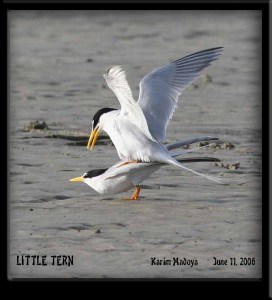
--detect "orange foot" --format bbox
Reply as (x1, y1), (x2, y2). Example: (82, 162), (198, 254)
(122, 186), (141, 200)
(117, 160), (138, 168)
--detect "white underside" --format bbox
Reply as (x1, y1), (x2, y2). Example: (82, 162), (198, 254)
(85, 162), (160, 195)
(102, 111), (170, 162)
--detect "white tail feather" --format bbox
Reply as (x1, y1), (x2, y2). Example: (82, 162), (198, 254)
(167, 157), (225, 185)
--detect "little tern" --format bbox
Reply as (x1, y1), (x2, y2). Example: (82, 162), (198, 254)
(86, 47), (223, 176)
(72, 136), (224, 200)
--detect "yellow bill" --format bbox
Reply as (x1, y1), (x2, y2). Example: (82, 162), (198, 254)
(87, 127), (100, 150)
(69, 176), (84, 182)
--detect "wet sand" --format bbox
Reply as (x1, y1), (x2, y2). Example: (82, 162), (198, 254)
(9, 10), (262, 278)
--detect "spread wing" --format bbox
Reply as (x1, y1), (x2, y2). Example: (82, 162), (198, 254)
(103, 66), (156, 142)
(138, 47), (224, 142)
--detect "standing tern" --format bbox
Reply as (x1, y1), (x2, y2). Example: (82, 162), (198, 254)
(86, 47), (223, 180)
(71, 136), (223, 200)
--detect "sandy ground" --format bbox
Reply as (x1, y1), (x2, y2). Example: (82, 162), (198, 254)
(9, 10), (262, 278)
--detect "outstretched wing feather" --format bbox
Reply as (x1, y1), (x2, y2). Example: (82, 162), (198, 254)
(138, 47), (223, 142)
(103, 65), (157, 142)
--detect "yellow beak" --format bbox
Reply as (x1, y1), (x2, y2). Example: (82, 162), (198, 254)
(86, 127), (100, 151)
(69, 176), (84, 182)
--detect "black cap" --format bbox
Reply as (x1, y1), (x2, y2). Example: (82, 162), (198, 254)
(83, 169), (108, 179)
(92, 107), (117, 130)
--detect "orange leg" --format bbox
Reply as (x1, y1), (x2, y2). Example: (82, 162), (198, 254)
(117, 160), (138, 168)
(130, 185), (141, 200)
(122, 186), (141, 201)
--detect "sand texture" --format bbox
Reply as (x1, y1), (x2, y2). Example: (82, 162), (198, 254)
(9, 10), (262, 278)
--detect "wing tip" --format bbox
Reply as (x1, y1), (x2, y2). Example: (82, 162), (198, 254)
(173, 46), (224, 65)
(105, 65), (123, 76)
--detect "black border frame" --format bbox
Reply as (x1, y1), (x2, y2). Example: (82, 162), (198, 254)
(2, 1), (269, 299)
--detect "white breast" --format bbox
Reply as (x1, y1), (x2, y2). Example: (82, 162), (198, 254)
(102, 112), (164, 162)
(84, 173), (133, 195)
(84, 163), (161, 195)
